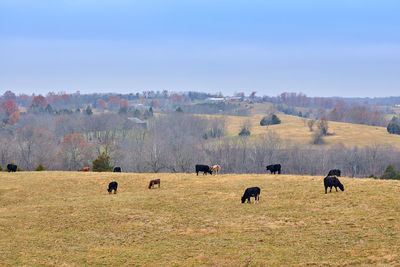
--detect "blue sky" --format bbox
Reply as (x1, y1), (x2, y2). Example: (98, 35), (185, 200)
(1, 0), (400, 97)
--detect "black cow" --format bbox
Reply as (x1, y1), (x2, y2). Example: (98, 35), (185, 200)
(324, 176), (344, 194)
(195, 164), (213, 176)
(327, 169), (341, 177)
(113, 167), (121, 172)
(241, 187), (261, 203)
(266, 164), (281, 174)
(107, 181), (118, 194)
(7, 164), (17, 172)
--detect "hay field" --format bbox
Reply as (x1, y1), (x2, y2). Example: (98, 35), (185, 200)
(209, 113), (400, 148)
(1, 172), (400, 266)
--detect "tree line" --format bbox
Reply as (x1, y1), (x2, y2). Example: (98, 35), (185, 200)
(0, 110), (399, 178)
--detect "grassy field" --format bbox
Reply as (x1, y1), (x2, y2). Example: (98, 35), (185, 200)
(1, 172), (400, 266)
(206, 113), (400, 148)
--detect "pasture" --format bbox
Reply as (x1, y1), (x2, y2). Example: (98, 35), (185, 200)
(207, 113), (400, 148)
(1, 172), (400, 266)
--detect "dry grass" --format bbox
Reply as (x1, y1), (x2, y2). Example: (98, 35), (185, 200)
(208, 113), (400, 148)
(1, 171), (400, 266)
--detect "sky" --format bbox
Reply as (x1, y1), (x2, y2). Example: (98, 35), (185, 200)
(1, 0), (400, 97)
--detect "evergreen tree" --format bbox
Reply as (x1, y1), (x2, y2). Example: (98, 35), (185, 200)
(35, 163), (46, 171)
(85, 105), (93, 115)
(381, 164), (400, 180)
(92, 152), (113, 172)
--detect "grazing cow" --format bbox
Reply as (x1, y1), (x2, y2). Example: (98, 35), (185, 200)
(148, 179), (161, 189)
(241, 187), (261, 203)
(327, 169), (341, 177)
(211, 164), (221, 175)
(7, 164), (17, 172)
(324, 176), (344, 194)
(266, 164), (281, 174)
(78, 167), (90, 172)
(195, 164), (213, 176)
(113, 167), (121, 172)
(107, 181), (118, 194)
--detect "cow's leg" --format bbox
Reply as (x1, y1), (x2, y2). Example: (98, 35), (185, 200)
(158, 182), (160, 188)
(196, 171), (199, 176)
(330, 186), (332, 192)
(335, 186), (338, 192)
(114, 189), (117, 194)
(325, 186), (328, 194)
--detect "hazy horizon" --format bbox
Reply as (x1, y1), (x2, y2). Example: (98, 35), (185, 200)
(1, 0), (400, 97)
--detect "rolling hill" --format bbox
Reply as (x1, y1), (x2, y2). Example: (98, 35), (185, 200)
(207, 113), (400, 148)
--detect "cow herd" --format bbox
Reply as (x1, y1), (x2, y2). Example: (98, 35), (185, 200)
(5, 162), (344, 201)
(5, 161), (345, 201)
(105, 164), (344, 203)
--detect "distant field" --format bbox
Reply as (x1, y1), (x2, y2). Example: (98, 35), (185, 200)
(206, 113), (400, 148)
(1, 172), (400, 266)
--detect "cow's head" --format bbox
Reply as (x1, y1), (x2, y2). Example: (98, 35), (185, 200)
(241, 195), (246, 203)
(338, 183), (344, 191)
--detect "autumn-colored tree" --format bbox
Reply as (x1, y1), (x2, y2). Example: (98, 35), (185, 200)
(97, 99), (107, 110)
(31, 95), (47, 108)
(48, 94), (71, 108)
(171, 94), (184, 104)
(2, 99), (19, 116)
(151, 99), (160, 109)
(30, 95), (47, 113)
(118, 99), (129, 114)
(120, 99), (129, 109)
(108, 95), (121, 110)
(8, 111), (21, 124)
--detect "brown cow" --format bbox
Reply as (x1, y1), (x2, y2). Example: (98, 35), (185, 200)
(78, 166), (90, 172)
(211, 164), (221, 175)
(148, 179), (161, 189)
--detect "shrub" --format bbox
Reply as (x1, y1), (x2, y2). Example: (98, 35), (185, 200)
(366, 174), (378, 179)
(387, 116), (400, 135)
(92, 152), (113, 172)
(260, 114), (281, 126)
(307, 119), (315, 131)
(317, 116), (329, 136)
(0, 165), (2, 171)
(238, 127), (251, 136)
(380, 165), (400, 180)
(35, 163), (46, 171)
(85, 105), (93, 115)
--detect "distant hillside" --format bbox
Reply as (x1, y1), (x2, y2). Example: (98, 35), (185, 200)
(207, 113), (400, 148)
